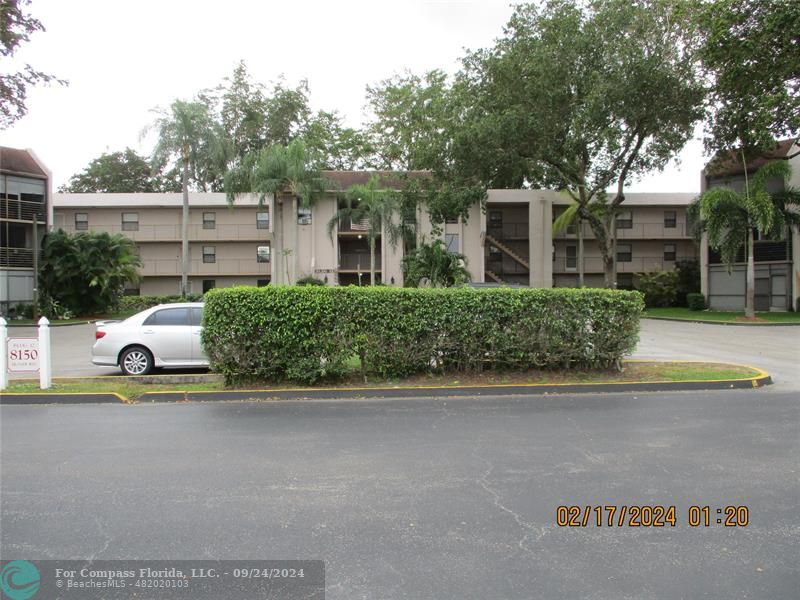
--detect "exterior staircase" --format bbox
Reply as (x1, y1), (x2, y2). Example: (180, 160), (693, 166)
(485, 270), (506, 284)
(485, 234), (530, 270)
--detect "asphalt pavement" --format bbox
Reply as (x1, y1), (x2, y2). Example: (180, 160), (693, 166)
(2, 389), (798, 599)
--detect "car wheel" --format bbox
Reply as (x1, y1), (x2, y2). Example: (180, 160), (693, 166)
(120, 346), (153, 376)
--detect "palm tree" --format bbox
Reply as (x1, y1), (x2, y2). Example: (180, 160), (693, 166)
(226, 139), (328, 284)
(402, 238), (471, 287)
(145, 99), (227, 296)
(696, 160), (795, 318)
(327, 175), (402, 285)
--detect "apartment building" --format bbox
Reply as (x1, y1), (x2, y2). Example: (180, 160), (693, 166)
(552, 193), (698, 289)
(53, 193), (272, 295)
(700, 139), (800, 311)
(1, 147), (51, 314)
(54, 177), (695, 293)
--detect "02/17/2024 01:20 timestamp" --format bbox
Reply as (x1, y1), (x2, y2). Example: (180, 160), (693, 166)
(555, 505), (749, 528)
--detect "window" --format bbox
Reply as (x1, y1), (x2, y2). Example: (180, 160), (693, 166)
(615, 211), (633, 230)
(203, 212), (216, 229)
(664, 243), (676, 262)
(191, 307), (203, 326)
(256, 211), (270, 230)
(617, 243), (632, 263)
(664, 210), (677, 228)
(122, 212), (139, 231)
(203, 246), (216, 263)
(566, 222), (576, 235)
(489, 211), (503, 227)
(445, 215), (458, 224)
(617, 273), (634, 290)
(74, 213), (88, 230)
(202, 279), (216, 293)
(298, 206), (312, 225)
(445, 233), (459, 253)
(143, 308), (191, 326)
(566, 245), (577, 270)
(257, 245), (271, 263)
(257, 278), (270, 287)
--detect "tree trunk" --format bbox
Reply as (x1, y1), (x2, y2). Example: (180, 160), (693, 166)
(577, 217), (584, 288)
(745, 227), (755, 318)
(369, 237), (376, 286)
(181, 156), (190, 297)
(271, 193), (283, 285)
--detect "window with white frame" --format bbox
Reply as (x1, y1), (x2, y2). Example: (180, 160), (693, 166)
(445, 233), (459, 253)
(256, 211), (270, 230)
(615, 211), (633, 230)
(664, 243), (676, 262)
(75, 213), (88, 230)
(202, 246), (216, 263)
(297, 206), (312, 225)
(203, 212), (216, 229)
(664, 210), (677, 228)
(121, 212), (139, 231)
(257, 244), (271, 263)
(617, 243), (632, 262)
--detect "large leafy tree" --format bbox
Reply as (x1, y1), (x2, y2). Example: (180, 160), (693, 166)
(225, 139), (330, 284)
(145, 99), (228, 296)
(694, 161), (799, 317)
(402, 239), (471, 288)
(58, 148), (173, 193)
(0, 0), (64, 129)
(695, 0), (800, 156)
(327, 175), (401, 285)
(457, 0), (705, 286)
(39, 230), (141, 316)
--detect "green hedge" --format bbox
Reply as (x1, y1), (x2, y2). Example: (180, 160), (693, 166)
(119, 294), (203, 313)
(202, 286), (644, 384)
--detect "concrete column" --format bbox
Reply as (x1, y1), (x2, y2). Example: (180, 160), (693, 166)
(0, 317), (7, 390)
(529, 196), (553, 288)
(38, 316), (51, 389)
(700, 231), (709, 298)
(792, 225), (800, 311)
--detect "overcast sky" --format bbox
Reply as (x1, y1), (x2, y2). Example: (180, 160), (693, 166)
(4, 0), (707, 192)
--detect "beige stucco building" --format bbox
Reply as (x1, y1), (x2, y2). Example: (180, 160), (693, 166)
(52, 174), (698, 296)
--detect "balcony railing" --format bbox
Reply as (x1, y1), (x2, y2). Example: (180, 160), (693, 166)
(63, 223), (270, 241)
(337, 219), (372, 233)
(139, 259), (271, 277)
(487, 222), (529, 240)
(554, 221), (691, 239)
(553, 255), (696, 273)
(338, 253), (380, 270)
(0, 247), (36, 269)
(1, 198), (46, 222)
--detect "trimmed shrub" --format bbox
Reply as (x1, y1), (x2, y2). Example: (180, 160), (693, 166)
(202, 286), (644, 384)
(119, 294), (203, 313)
(636, 271), (679, 308)
(296, 276), (325, 286)
(687, 293), (706, 311)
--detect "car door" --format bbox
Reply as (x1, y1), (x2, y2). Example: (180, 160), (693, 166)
(141, 307), (192, 365)
(190, 307), (208, 365)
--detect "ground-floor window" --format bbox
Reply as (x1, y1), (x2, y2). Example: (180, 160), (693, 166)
(202, 279), (216, 293)
(257, 278), (270, 287)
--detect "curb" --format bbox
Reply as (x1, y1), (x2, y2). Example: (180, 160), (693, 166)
(0, 392), (128, 405)
(1, 365), (772, 406)
(643, 316), (800, 326)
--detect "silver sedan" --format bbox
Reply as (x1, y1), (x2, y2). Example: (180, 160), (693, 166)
(92, 303), (208, 375)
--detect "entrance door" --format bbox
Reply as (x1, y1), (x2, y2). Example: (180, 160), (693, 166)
(754, 278), (770, 311)
(771, 274), (787, 310)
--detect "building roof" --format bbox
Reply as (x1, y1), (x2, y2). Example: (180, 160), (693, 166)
(704, 138), (798, 178)
(322, 170), (432, 190)
(0, 146), (48, 179)
(52, 192), (264, 208)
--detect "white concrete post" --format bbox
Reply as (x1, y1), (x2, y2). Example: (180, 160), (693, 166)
(38, 316), (51, 389)
(0, 317), (7, 391)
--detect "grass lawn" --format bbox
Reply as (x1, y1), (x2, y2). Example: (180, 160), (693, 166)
(644, 307), (800, 324)
(4, 361), (763, 402)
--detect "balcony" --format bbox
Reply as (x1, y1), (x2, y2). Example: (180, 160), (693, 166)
(64, 223), (269, 242)
(337, 219), (372, 235)
(139, 258), (271, 277)
(1, 198), (45, 223)
(0, 247), (37, 269)
(553, 255), (696, 274)
(487, 222), (529, 240)
(554, 221), (691, 240)
(338, 253), (380, 271)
